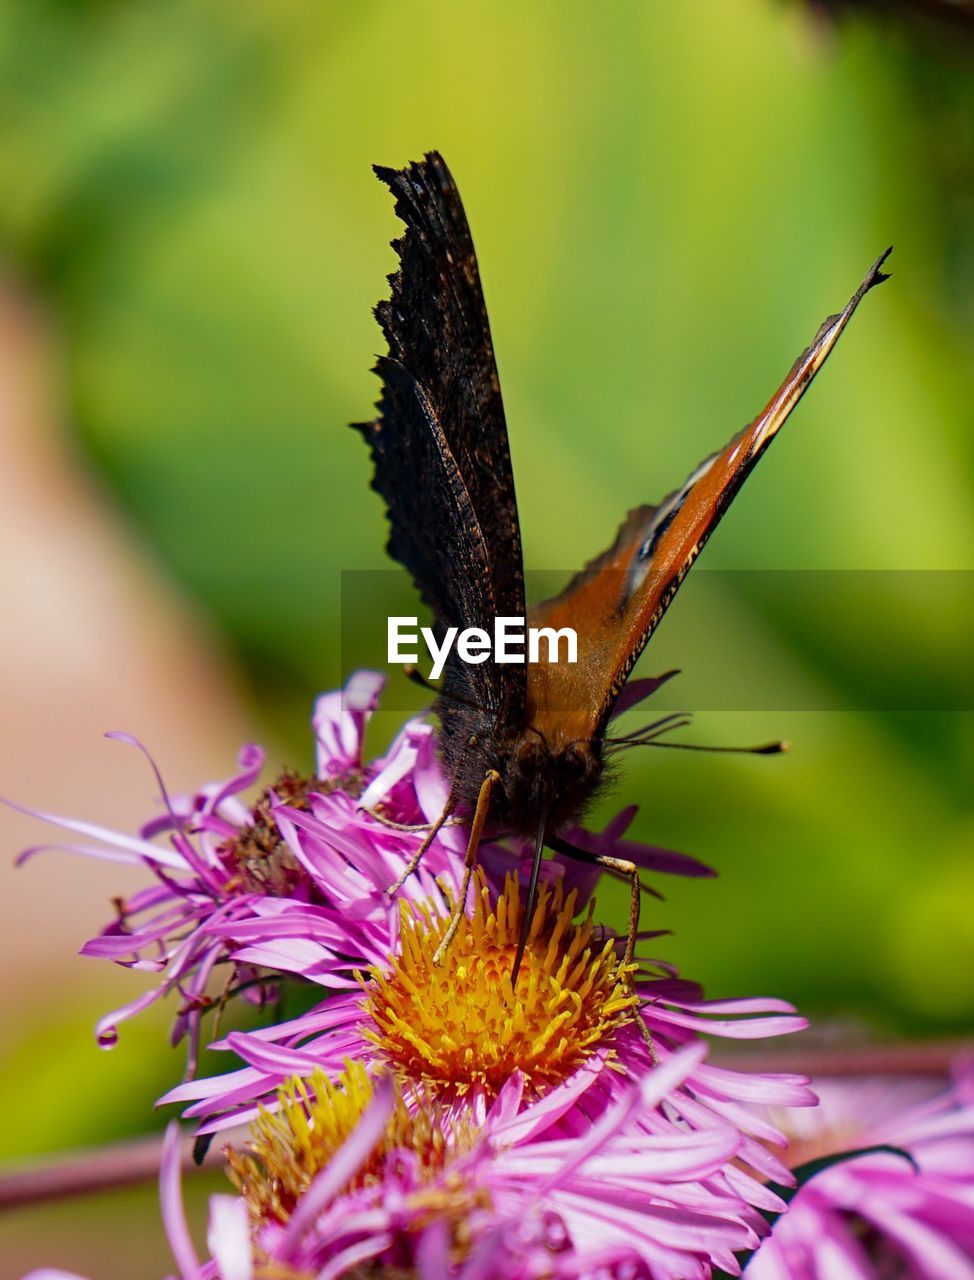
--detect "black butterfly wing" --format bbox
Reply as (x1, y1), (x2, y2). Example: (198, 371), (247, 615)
(354, 152), (526, 723)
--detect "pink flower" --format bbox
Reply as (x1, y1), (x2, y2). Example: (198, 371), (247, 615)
(748, 1073), (974, 1279)
(8, 673), (709, 1080)
(13, 672), (816, 1280)
(222, 1047), (776, 1280)
(162, 869), (815, 1261)
(22, 1049), (778, 1280)
(8, 672), (464, 1074)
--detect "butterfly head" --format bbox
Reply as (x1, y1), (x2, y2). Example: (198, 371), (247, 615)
(497, 726), (603, 836)
(438, 692), (606, 837)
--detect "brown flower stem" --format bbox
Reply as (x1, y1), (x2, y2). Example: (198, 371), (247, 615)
(715, 1037), (974, 1079)
(0, 1126), (243, 1214)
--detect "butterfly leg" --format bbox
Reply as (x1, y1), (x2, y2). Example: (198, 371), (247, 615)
(591, 854), (641, 969)
(432, 768), (500, 966)
(547, 841), (657, 1062)
(594, 854), (658, 1062)
(386, 783), (457, 896)
(369, 808), (461, 833)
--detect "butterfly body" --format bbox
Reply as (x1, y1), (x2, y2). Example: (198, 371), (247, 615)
(354, 151), (888, 965)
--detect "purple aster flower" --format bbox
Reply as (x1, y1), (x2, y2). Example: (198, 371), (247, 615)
(223, 1044), (777, 1279)
(21, 1049), (774, 1280)
(7, 672), (470, 1074)
(7, 672), (708, 1080)
(163, 868), (814, 1252)
(747, 1073), (974, 1279)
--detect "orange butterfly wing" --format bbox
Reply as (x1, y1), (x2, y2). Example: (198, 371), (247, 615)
(526, 249), (891, 744)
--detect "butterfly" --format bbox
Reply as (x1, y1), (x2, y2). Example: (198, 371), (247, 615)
(354, 151), (889, 983)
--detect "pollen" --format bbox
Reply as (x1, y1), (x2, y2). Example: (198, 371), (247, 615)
(365, 872), (637, 1100)
(226, 1060), (476, 1227)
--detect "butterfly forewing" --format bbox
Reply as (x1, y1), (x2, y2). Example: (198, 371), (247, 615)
(527, 248), (892, 741)
(354, 151), (526, 730)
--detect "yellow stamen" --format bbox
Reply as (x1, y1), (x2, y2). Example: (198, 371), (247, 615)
(227, 1063), (486, 1278)
(226, 1061), (473, 1225)
(365, 872), (637, 1100)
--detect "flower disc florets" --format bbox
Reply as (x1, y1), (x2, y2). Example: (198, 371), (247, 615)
(228, 1063), (487, 1278)
(223, 766), (364, 898)
(227, 1060), (480, 1226)
(365, 872), (637, 1100)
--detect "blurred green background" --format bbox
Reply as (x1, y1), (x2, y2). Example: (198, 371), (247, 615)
(1, 1), (973, 1274)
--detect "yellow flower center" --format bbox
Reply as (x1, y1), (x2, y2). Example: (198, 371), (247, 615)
(365, 872), (637, 1100)
(227, 1060), (473, 1225)
(227, 1062), (485, 1277)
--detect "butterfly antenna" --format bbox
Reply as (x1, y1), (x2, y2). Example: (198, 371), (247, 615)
(624, 738), (790, 755)
(511, 804), (548, 993)
(605, 715), (788, 755)
(604, 715), (693, 748)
